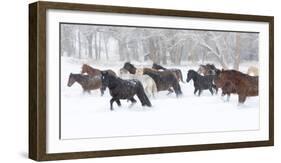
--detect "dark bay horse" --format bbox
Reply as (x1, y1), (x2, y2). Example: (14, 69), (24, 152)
(67, 73), (105, 95)
(152, 63), (184, 83)
(101, 71), (152, 111)
(214, 69), (258, 104)
(123, 62), (182, 97)
(81, 64), (116, 76)
(186, 70), (218, 96)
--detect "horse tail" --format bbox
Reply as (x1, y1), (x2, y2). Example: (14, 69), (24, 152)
(178, 70), (184, 83)
(151, 79), (158, 97)
(136, 81), (152, 107)
(173, 78), (183, 97)
(152, 79), (158, 95)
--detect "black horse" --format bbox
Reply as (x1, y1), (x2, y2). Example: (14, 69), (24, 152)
(152, 63), (184, 83)
(186, 70), (218, 96)
(101, 71), (152, 111)
(67, 73), (105, 95)
(123, 62), (182, 97)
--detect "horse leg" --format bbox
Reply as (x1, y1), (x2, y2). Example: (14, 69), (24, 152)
(167, 88), (174, 95)
(194, 88), (198, 95)
(116, 99), (121, 107)
(110, 98), (116, 111)
(198, 89), (202, 96)
(213, 84), (218, 94)
(209, 87), (214, 95)
(173, 82), (182, 97)
(129, 97), (137, 108)
(238, 94), (247, 104)
(226, 93), (230, 102)
(100, 88), (104, 96)
(100, 85), (106, 96)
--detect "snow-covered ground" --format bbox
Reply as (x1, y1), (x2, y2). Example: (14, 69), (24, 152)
(60, 57), (259, 139)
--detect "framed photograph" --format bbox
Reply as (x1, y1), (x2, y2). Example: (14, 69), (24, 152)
(29, 1), (274, 161)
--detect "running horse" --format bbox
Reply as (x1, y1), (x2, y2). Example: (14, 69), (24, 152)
(214, 69), (258, 104)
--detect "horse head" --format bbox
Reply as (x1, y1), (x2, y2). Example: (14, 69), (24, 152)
(67, 73), (75, 87)
(81, 64), (88, 74)
(186, 70), (197, 83)
(123, 62), (136, 74)
(101, 71), (110, 87)
(152, 63), (166, 71)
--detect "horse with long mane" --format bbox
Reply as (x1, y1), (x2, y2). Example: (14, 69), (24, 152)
(81, 64), (116, 76)
(101, 71), (152, 111)
(123, 62), (182, 97)
(214, 69), (258, 104)
(119, 68), (157, 98)
(67, 73), (105, 95)
(197, 63), (218, 76)
(186, 70), (218, 96)
(152, 63), (184, 83)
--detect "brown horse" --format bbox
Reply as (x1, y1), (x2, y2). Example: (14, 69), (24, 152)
(152, 63), (184, 83)
(81, 64), (116, 77)
(67, 73), (105, 95)
(214, 69), (258, 104)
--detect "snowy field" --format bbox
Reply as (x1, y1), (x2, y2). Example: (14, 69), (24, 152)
(60, 57), (259, 139)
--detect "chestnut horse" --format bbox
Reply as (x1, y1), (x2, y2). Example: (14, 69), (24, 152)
(81, 64), (116, 77)
(214, 70), (258, 104)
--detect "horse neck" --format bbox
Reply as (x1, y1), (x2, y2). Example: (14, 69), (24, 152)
(87, 66), (100, 75)
(130, 67), (136, 74)
(191, 72), (199, 82)
(159, 66), (167, 70)
(73, 75), (87, 85)
(107, 75), (120, 89)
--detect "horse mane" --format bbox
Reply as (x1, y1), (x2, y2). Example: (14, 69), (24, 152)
(123, 62), (137, 74)
(152, 63), (167, 70)
(189, 69), (201, 78)
(221, 69), (258, 82)
(82, 64), (97, 70)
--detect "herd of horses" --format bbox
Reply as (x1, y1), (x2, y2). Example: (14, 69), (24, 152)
(67, 62), (259, 110)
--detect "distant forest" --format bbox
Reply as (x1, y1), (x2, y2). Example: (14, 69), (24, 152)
(60, 23), (259, 69)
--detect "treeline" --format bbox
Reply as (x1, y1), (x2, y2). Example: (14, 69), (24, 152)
(61, 24), (258, 69)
